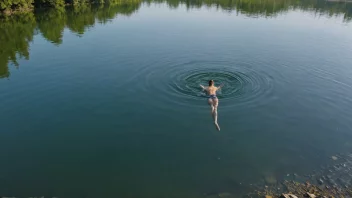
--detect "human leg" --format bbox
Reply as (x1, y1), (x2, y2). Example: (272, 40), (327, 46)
(213, 98), (220, 131)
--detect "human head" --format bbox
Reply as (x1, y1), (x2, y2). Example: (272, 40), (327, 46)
(209, 80), (214, 86)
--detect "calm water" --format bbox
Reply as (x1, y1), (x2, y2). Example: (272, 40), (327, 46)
(1, 0), (352, 197)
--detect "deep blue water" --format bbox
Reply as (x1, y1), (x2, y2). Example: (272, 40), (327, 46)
(1, 1), (352, 197)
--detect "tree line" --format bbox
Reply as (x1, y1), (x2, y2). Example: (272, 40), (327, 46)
(1, 0), (352, 78)
(146, 0), (352, 19)
(0, 2), (141, 78)
(2, 0), (352, 17)
(0, 0), (139, 14)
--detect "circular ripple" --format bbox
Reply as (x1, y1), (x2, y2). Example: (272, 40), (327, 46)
(135, 60), (274, 109)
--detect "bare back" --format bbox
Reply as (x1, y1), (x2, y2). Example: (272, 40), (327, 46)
(205, 86), (219, 95)
(206, 85), (220, 131)
(200, 82), (221, 131)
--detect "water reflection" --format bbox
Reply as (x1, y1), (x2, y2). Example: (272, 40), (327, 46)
(0, 1), (141, 78)
(153, 0), (352, 19)
(0, 0), (351, 78)
(0, 13), (36, 78)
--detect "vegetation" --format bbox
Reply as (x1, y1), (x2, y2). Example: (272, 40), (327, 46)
(0, 0), (140, 14)
(147, 0), (352, 19)
(0, 1), (140, 78)
(0, 0), (29, 14)
(1, 0), (351, 18)
(0, 12), (36, 78)
(0, 0), (351, 78)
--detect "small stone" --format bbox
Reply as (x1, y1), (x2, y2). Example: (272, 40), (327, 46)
(317, 178), (324, 185)
(280, 194), (298, 198)
(305, 192), (316, 198)
(332, 156), (338, 160)
(287, 174), (290, 176)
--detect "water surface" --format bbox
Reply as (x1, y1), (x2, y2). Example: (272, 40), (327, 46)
(1, 0), (352, 197)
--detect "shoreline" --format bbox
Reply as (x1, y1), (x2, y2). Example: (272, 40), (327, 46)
(251, 180), (352, 198)
(1, 0), (352, 17)
(0, 1), (138, 17)
(245, 153), (352, 198)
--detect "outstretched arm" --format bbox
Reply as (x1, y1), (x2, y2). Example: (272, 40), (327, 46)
(217, 84), (224, 90)
(200, 84), (206, 90)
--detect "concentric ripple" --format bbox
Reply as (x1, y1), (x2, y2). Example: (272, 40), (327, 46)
(134, 60), (274, 109)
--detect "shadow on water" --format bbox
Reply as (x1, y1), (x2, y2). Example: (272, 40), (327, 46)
(0, 0), (352, 79)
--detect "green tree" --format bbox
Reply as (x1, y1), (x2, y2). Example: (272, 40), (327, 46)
(0, 0), (33, 13)
(34, 0), (65, 8)
(65, 5), (96, 35)
(0, 13), (36, 78)
(2, 0), (351, 79)
(36, 8), (66, 44)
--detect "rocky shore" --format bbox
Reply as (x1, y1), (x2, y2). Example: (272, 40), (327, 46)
(251, 180), (352, 198)
(246, 153), (352, 198)
(204, 152), (352, 198)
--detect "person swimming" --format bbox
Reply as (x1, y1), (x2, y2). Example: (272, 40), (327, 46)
(200, 80), (223, 131)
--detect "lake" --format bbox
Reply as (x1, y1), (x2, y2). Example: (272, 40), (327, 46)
(1, 0), (352, 197)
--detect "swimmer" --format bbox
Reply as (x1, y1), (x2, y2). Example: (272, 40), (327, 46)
(200, 80), (223, 131)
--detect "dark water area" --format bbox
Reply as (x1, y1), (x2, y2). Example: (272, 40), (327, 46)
(1, 0), (352, 197)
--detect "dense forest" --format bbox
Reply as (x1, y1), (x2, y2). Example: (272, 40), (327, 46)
(2, 0), (352, 16)
(1, 0), (352, 78)
(145, 0), (352, 20)
(0, 0), (138, 14)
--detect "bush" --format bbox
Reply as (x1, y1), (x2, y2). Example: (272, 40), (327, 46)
(0, 0), (34, 12)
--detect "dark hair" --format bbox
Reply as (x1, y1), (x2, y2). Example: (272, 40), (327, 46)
(209, 80), (214, 86)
